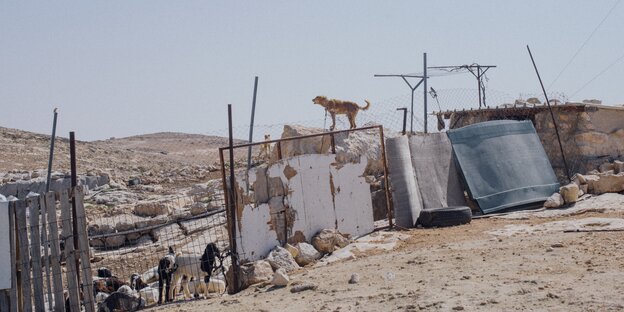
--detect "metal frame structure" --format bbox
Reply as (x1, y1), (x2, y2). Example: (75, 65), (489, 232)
(428, 64), (497, 108)
(375, 53), (429, 133)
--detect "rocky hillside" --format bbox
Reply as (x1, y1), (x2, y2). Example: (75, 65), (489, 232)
(0, 126), (252, 189)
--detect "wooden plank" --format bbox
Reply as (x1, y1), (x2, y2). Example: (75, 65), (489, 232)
(60, 190), (80, 312)
(0, 290), (9, 312)
(15, 199), (32, 312)
(39, 195), (53, 311)
(73, 187), (95, 312)
(45, 192), (65, 312)
(27, 195), (45, 312)
(8, 201), (17, 312)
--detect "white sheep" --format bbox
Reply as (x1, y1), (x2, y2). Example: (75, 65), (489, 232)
(141, 266), (159, 284)
(138, 287), (159, 306)
(183, 278), (226, 299)
(95, 292), (109, 304)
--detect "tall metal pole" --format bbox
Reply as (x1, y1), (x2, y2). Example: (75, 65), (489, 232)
(423, 53), (428, 133)
(246, 76), (259, 171)
(477, 66), (485, 108)
(45, 108), (59, 192)
(410, 90), (414, 134)
(227, 104), (240, 292)
(527, 45), (571, 182)
(69, 131), (80, 288)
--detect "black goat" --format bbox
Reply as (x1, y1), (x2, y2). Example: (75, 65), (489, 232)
(98, 292), (145, 312)
(157, 247), (177, 304)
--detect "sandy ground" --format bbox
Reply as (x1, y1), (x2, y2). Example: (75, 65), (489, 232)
(4, 126), (623, 311)
(144, 194), (624, 312)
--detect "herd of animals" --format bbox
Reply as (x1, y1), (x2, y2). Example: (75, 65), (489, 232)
(90, 243), (226, 312)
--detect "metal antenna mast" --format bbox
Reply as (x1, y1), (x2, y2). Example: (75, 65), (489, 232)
(375, 53), (429, 133)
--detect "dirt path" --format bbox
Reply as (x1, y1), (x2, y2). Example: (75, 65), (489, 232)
(145, 199), (624, 312)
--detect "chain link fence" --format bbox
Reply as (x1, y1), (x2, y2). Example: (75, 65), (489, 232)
(207, 89), (620, 185)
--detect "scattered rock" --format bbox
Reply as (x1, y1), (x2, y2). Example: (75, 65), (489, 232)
(544, 193), (564, 208)
(295, 242), (322, 266)
(284, 243), (299, 259)
(271, 268), (289, 287)
(348, 273), (360, 284)
(93, 190), (138, 205)
(266, 246), (300, 272)
(311, 229), (350, 254)
(150, 223), (183, 242)
(290, 283), (318, 293)
(599, 163), (615, 173)
(104, 234), (126, 248)
(134, 201), (171, 217)
(188, 183), (207, 196)
(189, 202), (208, 216)
(586, 172), (624, 194)
(551, 243), (564, 248)
(241, 260), (273, 285)
(559, 183), (579, 203)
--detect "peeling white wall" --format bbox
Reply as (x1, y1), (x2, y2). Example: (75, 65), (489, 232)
(237, 154), (374, 262)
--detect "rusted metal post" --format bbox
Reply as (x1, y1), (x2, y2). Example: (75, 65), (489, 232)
(226, 105), (240, 293)
(527, 45), (571, 182)
(330, 133), (336, 154)
(397, 108), (407, 135)
(246, 76), (259, 172)
(276, 141), (282, 160)
(69, 132), (81, 292)
(46, 108), (58, 193)
(378, 125), (393, 229)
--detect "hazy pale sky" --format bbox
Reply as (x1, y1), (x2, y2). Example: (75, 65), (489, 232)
(1, 1), (623, 141)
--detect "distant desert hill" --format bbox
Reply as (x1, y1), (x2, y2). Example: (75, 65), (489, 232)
(0, 127), (252, 184)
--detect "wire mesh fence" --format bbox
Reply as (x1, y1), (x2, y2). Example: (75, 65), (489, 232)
(85, 183), (231, 305)
(208, 88), (615, 185)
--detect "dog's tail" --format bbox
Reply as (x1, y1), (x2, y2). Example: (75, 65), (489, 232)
(360, 100), (371, 111)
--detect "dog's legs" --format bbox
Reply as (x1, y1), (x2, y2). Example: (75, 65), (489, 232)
(169, 272), (183, 302)
(330, 113), (336, 130)
(203, 275), (211, 298)
(182, 276), (192, 300)
(348, 114), (356, 129)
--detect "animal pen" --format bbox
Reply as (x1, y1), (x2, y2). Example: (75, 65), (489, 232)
(218, 124), (393, 268)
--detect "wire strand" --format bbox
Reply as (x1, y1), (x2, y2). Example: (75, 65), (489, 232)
(547, 0), (621, 91)
(570, 51), (624, 98)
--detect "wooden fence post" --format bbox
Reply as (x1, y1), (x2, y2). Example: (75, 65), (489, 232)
(60, 190), (80, 312)
(73, 186), (95, 312)
(27, 195), (45, 312)
(45, 192), (65, 312)
(39, 195), (53, 311)
(15, 200), (32, 312)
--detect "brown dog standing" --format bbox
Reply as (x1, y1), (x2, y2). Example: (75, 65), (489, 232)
(312, 96), (370, 130)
